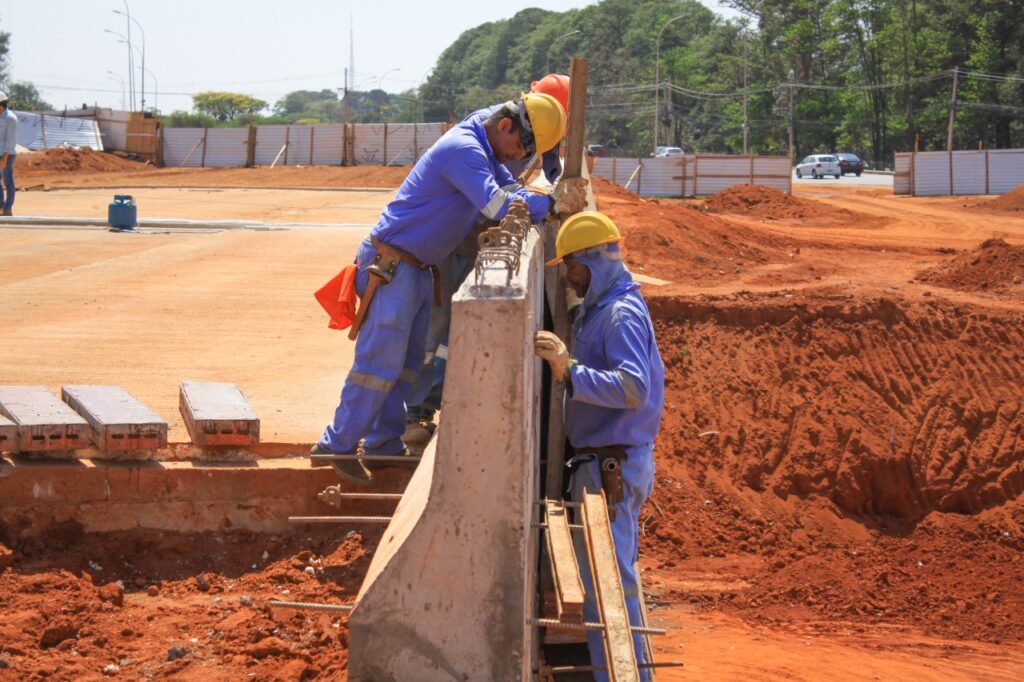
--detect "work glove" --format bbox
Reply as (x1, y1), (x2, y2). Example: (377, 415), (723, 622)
(534, 331), (573, 381)
(551, 177), (589, 216)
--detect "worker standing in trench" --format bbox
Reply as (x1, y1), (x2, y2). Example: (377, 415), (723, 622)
(313, 92), (589, 484)
(535, 211), (665, 680)
(403, 74), (575, 446)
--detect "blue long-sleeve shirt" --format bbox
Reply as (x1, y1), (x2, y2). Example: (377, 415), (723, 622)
(0, 109), (17, 155)
(469, 104), (562, 184)
(565, 246), (665, 449)
(370, 115), (550, 265)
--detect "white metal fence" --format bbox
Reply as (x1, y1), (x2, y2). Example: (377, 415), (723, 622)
(894, 149), (1024, 196)
(591, 154), (792, 197)
(15, 112), (104, 151)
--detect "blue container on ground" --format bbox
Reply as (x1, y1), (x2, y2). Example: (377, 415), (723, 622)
(108, 194), (138, 230)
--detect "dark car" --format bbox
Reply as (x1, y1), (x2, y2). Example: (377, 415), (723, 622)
(834, 152), (864, 176)
(586, 144), (608, 158)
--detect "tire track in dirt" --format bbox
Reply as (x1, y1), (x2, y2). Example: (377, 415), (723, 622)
(650, 293), (1024, 519)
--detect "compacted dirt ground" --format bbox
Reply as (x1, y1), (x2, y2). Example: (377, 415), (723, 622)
(2, 149), (1024, 679)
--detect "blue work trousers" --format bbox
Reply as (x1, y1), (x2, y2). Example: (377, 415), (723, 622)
(318, 238), (432, 455)
(570, 443), (656, 681)
(0, 154), (15, 211)
(405, 251), (474, 421)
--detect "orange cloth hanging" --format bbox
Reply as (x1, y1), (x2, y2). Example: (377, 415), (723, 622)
(314, 264), (359, 330)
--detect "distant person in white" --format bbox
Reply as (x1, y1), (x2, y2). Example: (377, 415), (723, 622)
(0, 91), (18, 216)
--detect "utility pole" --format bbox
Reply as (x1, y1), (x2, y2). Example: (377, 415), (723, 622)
(787, 75), (795, 163)
(946, 66), (959, 152)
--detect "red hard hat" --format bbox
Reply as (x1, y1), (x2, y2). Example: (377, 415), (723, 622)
(530, 74), (570, 115)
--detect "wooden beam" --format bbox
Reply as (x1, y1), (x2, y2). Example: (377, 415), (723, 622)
(581, 490), (640, 681)
(562, 58), (589, 179)
(545, 500), (585, 623)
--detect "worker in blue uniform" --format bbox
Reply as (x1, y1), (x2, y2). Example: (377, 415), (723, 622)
(535, 211), (665, 680)
(404, 75), (576, 447)
(314, 93), (587, 484)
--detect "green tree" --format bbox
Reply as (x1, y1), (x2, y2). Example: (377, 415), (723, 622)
(192, 91), (267, 121)
(6, 82), (52, 111)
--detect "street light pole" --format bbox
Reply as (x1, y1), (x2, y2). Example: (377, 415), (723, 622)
(144, 67), (158, 113)
(104, 28), (133, 110)
(654, 14), (686, 154)
(107, 71), (126, 109)
(114, 7), (146, 111)
(545, 30), (581, 74)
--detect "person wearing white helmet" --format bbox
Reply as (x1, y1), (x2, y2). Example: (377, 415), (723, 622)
(0, 91), (17, 216)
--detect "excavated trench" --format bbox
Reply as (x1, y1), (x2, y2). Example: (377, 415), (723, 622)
(650, 293), (1024, 520)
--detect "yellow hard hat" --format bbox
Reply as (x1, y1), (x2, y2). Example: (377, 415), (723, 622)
(547, 211), (622, 266)
(520, 92), (566, 155)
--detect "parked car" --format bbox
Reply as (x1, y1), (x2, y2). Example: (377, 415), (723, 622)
(650, 145), (668, 157)
(654, 146), (684, 158)
(795, 154), (841, 179)
(586, 144), (608, 158)
(834, 152), (864, 176)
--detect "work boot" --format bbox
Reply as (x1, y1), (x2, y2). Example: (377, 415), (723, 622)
(402, 419), (436, 446)
(1, 208), (11, 216)
(309, 444), (373, 486)
(363, 447), (419, 472)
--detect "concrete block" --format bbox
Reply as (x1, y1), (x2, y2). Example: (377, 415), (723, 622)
(0, 414), (16, 453)
(61, 385), (168, 451)
(348, 232), (545, 681)
(0, 386), (89, 453)
(179, 380), (260, 447)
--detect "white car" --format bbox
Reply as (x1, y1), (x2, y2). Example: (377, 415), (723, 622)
(654, 146), (684, 158)
(795, 154), (841, 179)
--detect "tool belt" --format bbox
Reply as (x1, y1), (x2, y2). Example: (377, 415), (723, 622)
(573, 445), (628, 520)
(347, 236), (442, 341)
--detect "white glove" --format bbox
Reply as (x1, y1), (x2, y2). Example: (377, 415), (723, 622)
(552, 177), (589, 216)
(534, 331), (572, 380)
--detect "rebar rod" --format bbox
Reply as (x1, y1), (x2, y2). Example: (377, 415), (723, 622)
(289, 515), (393, 523)
(310, 454), (422, 463)
(270, 600), (354, 612)
(529, 618), (666, 636)
(539, 661), (685, 675)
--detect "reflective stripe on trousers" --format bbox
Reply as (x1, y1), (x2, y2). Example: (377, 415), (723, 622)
(318, 238), (432, 455)
(570, 442), (655, 682)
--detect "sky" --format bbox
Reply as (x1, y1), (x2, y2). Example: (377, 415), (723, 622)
(3, 1), (741, 114)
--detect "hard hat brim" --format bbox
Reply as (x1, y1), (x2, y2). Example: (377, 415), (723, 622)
(545, 236), (623, 267)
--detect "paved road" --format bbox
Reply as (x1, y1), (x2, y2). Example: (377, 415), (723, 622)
(792, 170), (893, 188)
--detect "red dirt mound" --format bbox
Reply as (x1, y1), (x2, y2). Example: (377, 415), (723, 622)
(592, 176), (792, 283)
(19, 147), (150, 175)
(640, 291), (1024, 642)
(703, 183), (860, 222)
(978, 183), (1024, 212)
(915, 238), (1024, 292)
(0, 527), (377, 679)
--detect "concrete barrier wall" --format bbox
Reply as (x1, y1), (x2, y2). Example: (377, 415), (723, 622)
(348, 232), (545, 681)
(895, 149), (1024, 196)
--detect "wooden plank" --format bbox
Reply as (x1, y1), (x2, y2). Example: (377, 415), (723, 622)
(581, 490), (640, 682)
(634, 560), (655, 679)
(562, 58), (589, 179)
(0, 386), (89, 453)
(200, 127), (209, 168)
(545, 500), (585, 622)
(179, 380), (260, 447)
(61, 385), (167, 451)
(0, 413), (17, 453)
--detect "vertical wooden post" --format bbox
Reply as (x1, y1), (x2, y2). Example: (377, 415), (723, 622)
(985, 149), (990, 195)
(413, 123), (419, 161)
(283, 126), (290, 166)
(681, 156), (687, 196)
(309, 126), (315, 165)
(341, 124), (348, 166)
(637, 161), (643, 196)
(246, 125), (257, 168)
(383, 123), (389, 166)
(200, 127), (209, 168)
(40, 115), (48, 148)
(561, 59), (588, 179)
(611, 156), (617, 184)
(749, 154), (755, 184)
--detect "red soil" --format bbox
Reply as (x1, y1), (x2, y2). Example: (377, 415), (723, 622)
(18, 148), (150, 175)
(0, 527), (379, 680)
(915, 238), (1024, 292)
(641, 291), (1024, 642)
(979, 183), (1024, 212)
(703, 183), (861, 222)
